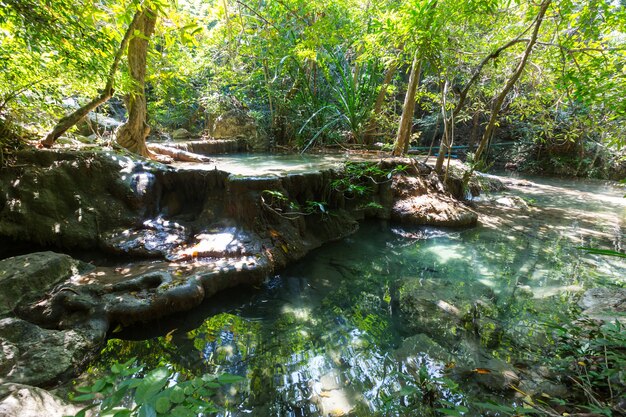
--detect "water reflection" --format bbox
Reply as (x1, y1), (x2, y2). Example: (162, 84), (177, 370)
(96, 175), (626, 416)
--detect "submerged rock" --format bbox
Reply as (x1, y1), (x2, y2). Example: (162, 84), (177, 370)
(471, 358), (520, 392)
(579, 287), (626, 324)
(395, 333), (454, 364)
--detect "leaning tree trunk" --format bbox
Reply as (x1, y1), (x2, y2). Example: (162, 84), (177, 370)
(116, 7), (157, 158)
(392, 51), (422, 156)
(40, 12), (141, 147)
(473, 0), (551, 163)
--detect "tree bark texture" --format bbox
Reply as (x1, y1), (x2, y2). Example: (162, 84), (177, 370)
(41, 11), (141, 147)
(116, 7), (157, 157)
(473, 0), (551, 162)
(392, 52), (421, 156)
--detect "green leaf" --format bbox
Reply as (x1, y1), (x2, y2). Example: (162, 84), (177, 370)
(577, 247), (626, 258)
(435, 408), (464, 416)
(92, 379), (107, 392)
(171, 405), (196, 417)
(217, 373), (244, 384)
(155, 397), (171, 414)
(169, 386), (185, 404)
(134, 368), (170, 404)
(112, 410), (132, 417)
(73, 393), (97, 402)
(137, 403), (157, 417)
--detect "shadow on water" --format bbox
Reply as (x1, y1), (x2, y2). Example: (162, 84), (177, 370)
(94, 175), (626, 416)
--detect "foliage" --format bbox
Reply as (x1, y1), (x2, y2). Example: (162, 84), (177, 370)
(1, 0), (624, 169)
(579, 247), (626, 259)
(331, 161), (407, 198)
(69, 357), (244, 417)
(546, 320), (626, 416)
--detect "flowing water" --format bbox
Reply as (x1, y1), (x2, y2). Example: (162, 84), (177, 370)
(94, 173), (626, 416)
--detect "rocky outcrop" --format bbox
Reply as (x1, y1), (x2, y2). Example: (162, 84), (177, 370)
(211, 109), (269, 152)
(0, 252), (91, 316)
(0, 317), (106, 387)
(390, 173), (478, 227)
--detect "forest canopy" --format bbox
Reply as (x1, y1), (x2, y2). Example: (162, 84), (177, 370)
(0, 0), (625, 173)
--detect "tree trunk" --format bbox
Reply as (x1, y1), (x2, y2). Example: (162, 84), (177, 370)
(116, 7), (157, 157)
(40, 12), (141, 147)
(363, 60), (399, 145)
(473, 0), (551, 163)
(392, 52), (421, 156)
(435, 81), (451, 173)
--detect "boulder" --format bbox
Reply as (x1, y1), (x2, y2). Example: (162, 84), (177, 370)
(0, 317), (106, 387)
(212, 109), (269, 151)
(172, 128), (191, 140)
(0, 383), (88, 417)
(494, 195), (529, 211)
(0, 252), (92, 316)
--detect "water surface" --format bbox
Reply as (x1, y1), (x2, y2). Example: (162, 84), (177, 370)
(96, 174), (626, 416)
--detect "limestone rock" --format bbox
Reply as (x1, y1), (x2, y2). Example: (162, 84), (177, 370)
(579, 287), (626, 324)
(0, 318), (106, 387)
(0, 149), (151, 250)
(212, 109), (268, 151)
(0, 383), (89, 417)
(76, 112), (122, 137)
(389, 174), (478, 227)
(102, 221), (189, 258)
(0, 252), (91, 315)
(392, 194), (478, 227)
(172, 128), (191, 140)
(495, 195), (529, 211)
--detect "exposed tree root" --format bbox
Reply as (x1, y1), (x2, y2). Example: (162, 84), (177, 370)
(147, 143), (212, 163)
